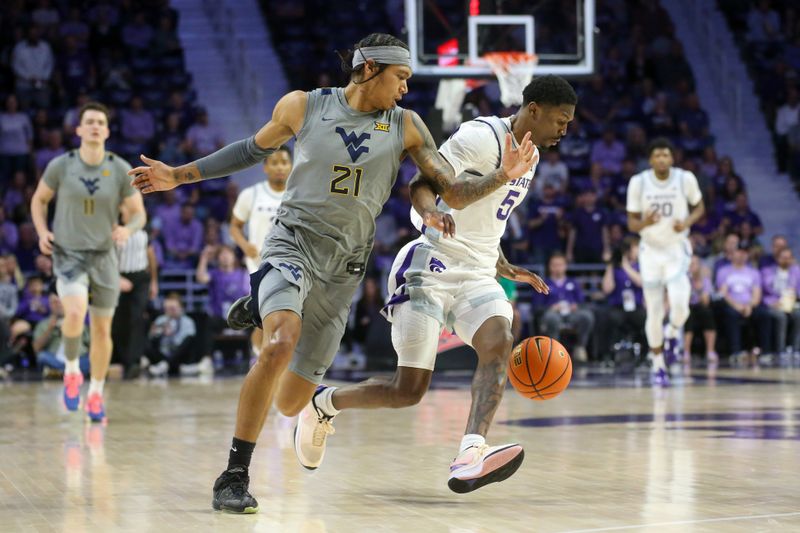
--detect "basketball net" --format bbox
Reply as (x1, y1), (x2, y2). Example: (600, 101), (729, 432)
(484, 52), (538, 107)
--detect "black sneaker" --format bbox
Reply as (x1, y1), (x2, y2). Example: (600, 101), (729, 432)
(212, 466), (259, 513)
(226, 295), (261, 330)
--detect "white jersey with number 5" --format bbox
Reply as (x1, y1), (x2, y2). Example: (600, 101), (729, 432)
(410, 115), (538, 269)
(626, 167), (702, 248)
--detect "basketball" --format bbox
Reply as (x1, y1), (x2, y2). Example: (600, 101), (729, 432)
(507, 336), (572, 400)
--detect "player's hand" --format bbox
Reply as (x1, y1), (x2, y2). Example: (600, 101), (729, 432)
(673, 219), (687, 232)
(129, 155), (178, 194)
(501, 132), (538, 181)
(119, 276), (133, 292)
(421, 210), (456, 238)
(643, 206), (661, 227)
(243, 242), (260, 258)
(38, 230), (54, 255)
(112, 225), (131, 246)
(497, 259), (549, 295)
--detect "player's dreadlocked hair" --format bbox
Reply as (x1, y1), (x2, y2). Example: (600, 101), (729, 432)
(522, 75), (578, 107)
(647, 137), (675, 156)
(338, 33), (409, 84)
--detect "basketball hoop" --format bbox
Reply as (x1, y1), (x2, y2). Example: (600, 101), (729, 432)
(484, 51), (538, 107)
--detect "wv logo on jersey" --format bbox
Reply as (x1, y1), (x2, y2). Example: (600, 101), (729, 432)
(278, 262), (302, 281)
(79, 177), (100, 195)
(336, 127), (370, 163)
(429, 257), (446, 273)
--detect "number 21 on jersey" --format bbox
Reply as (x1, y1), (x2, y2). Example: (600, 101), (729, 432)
(330, 165), (363, 197)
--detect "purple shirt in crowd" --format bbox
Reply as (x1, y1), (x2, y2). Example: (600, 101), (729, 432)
(0, 112), (33, 155)
(760, 264), (800, 307)
(716, 264), (761, 306)
(153, 202), (181, 229)
(724, 209), (763, 231)
(0, 220), (18, 253)
(590, 139), (625, 174)
(542, 277), (585, 306)
(207, 268), (249, 317)
(569, 207), (607, 254)
(607, 265), (644, 308)
(527, 198), (564, 252)
(164, 219), (203, 257)
(689, 275), (713, 305)
(17, 294), (50, 323)
(120, 108), (156, 142)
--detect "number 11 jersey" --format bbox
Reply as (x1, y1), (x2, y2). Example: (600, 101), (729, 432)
(410, 115), (538, 269)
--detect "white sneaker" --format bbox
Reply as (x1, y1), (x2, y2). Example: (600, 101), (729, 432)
(148, 360), (169, 377)
(448, 443), (525, 493)
(293, 387), (335, 470)
(198, 356), (214, 375)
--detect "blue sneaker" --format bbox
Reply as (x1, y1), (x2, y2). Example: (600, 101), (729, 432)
(85, 392), (106, 423)
(63, 372), (83, 411)
(651, 367), (670, 388)
(663, 337), (679, 366)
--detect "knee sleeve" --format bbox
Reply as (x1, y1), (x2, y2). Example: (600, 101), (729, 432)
(390, 305), (442, 371)
(666, 275), (691, 328)
(644, 286), (666, 349)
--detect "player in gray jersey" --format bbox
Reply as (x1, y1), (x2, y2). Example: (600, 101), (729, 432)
(30, 102), (146, 422)
(130, 33), (536, 514)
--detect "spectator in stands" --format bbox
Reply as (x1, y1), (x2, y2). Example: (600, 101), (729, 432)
(0, 254), (18, 326)
(33, 293), (90, 377)
(559, 117), (591, 174)
(699, 146), (719, 184)
(196, 244), (249, 366)
(713, 156), (744, 197)
(14, 222), (39, 272)
(164, 203), (203, 267)
(31, 0), (60, 34)
(578, 75), (615, 135)
(691, 211), (722, 258)
(0, 206), (18, 255)
(747, 0), (782, 45)
(586, 162), (614, 205)
(538, 252), (594, 362)
(34, 129), (64, 177)
(534, 150), (569, 196)
(760, 234), (789, 268)
(723, 192), (764, 236)
(33, 254), (53, 289)
(684, 255), (718, 366)
(88, 5), (120, 52)
(590, 127), (626, 175)
(712, 232), (740, 278)
(646, 94), (677, 138)
(152, 188), (181, 229)
(566, 187), (610, 264)
(158, 112), (189, 165)
(121, 12), (155, 51)
(164, 90), (192, 132)
(11, 25), (54, 109)
(599, 236), (645, 358)
(760, 247), (800, 356)
(717, 243), (768, 367)
(527, 182), (565, 264)
(185, 108), (224, 159)
(16, 275), (49, 325)
(151, 15), (182, 57)
(57, 35), (95, 101)
(120, 95), (155, 150)
(4, 171), (28, 218)
(0, 94), (33, 178)
(146, 293), (198, 377)
(60, 6), (90, 45)
(775, 87), (799, 172)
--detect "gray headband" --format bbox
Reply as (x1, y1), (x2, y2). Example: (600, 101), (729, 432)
(352, 46), (411, 69)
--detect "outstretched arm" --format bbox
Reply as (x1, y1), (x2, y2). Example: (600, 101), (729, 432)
(403, 110), (536, 210)
(496, 245), (549, 294)
(130, 91), (306, 193)
(408, 172), (455, 237)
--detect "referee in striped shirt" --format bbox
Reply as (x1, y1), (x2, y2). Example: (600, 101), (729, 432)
(112, 220), (158, 379)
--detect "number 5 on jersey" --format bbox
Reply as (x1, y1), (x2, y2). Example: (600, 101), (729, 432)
(330, 165), (363, 197)
(497, 190), (520, 220)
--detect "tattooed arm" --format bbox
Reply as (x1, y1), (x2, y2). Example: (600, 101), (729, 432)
(408, 171), (456, 237)
(130, 91), (305, 193)
(403, 110), (537, 210)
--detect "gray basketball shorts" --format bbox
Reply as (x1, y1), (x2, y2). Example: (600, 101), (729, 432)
(250, 238), (361, 385)
(52, 246), (120, 310)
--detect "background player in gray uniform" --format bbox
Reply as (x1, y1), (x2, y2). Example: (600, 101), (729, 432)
(30, 102), (146, 422)
(130, 33), (536, 514)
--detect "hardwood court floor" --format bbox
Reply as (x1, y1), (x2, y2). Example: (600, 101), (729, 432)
(1, 366), (800, 532)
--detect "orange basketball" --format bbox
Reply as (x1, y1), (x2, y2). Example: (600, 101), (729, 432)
(507, 336), (572, 400)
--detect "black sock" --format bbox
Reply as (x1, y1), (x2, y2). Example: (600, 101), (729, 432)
(227, 437), (256, 470)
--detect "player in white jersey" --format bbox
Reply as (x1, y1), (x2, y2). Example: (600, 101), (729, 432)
(294, 76), (577, 493)
(626, 138), (705, 387)
(230, 146), (291, 356)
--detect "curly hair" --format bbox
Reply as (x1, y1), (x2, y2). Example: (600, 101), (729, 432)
(522, 75), (578, 107)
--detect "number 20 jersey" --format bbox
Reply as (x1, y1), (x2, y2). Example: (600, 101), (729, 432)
(410, 115), (538, 269)
(625, 167), (702, 248)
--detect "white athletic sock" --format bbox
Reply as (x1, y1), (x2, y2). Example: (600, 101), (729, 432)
(315, 386), (340, 417)
(64, 359), (80, 375)
(88, 379), (105, 396)
(665, 323), (679, 339)
(460, 434), (485, 453)
(651, 352), (666, 371)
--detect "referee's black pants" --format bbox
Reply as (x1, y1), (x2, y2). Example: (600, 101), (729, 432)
(112, 270), (150, 371)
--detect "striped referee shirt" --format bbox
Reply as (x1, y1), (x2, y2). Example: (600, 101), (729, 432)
(118, 229), (149, 273)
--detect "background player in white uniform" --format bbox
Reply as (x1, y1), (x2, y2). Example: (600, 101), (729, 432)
(295, 76), (577, 493)
(626, 138), (705, 387)
(230, 146), (291, 355)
